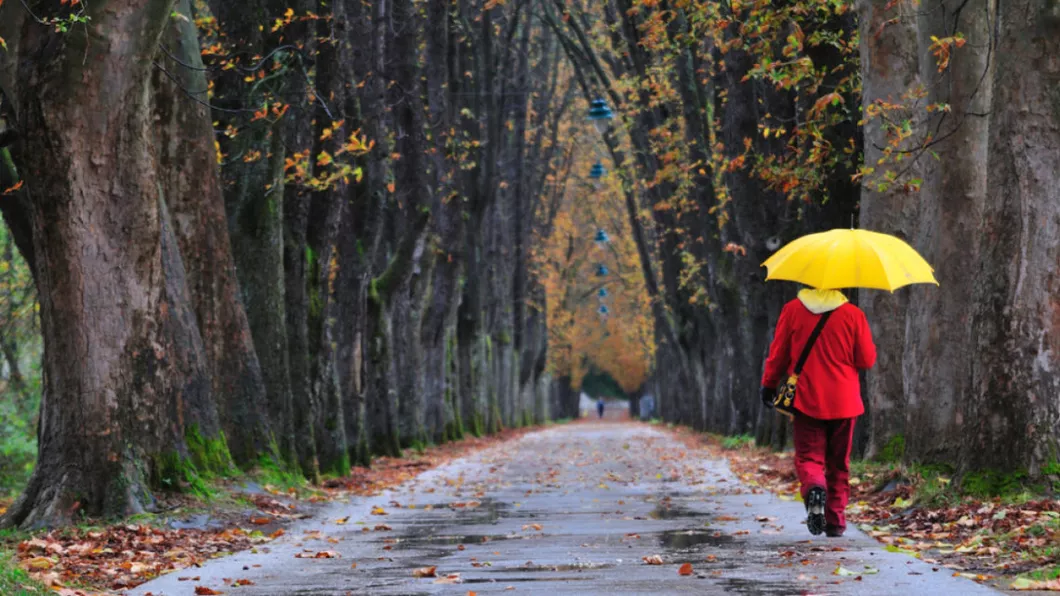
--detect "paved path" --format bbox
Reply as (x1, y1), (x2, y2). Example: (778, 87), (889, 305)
(133, 423), (998, 595)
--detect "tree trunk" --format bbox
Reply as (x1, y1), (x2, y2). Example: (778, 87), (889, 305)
(856, 0), (921, 460)
(155, 0), (272, 466)
(3, 0), (231, 528)
(901, 0), (995, 463)
(967, 1), (1060, 473)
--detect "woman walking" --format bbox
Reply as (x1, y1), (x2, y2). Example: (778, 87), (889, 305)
(760, 288), (876, 537)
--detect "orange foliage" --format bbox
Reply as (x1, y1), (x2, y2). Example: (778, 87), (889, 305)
(532, 112), (654, 394)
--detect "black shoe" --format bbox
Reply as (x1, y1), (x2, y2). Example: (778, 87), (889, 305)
(825, 524), (845, 538)
(805, 486), (826, 536)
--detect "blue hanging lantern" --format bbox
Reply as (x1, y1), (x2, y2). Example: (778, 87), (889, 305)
(598, 287), (608, 298)
(596, 264), (608, 277)
(595, 228), (609, 243)
(589, 161), (606, 180)
(598, 304), (610, 315)
(587, 98), (614, 133)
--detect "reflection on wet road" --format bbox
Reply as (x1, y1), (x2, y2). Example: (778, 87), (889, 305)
(133, 423), (998, 595)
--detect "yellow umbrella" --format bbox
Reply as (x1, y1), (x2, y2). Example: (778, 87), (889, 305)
(761, 229), (938, 291)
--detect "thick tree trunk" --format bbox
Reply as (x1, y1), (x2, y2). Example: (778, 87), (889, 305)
(155, 0), (272, 466)
(2, 0), (230, 528)
(856, 0), (921, 460)
(901, 0), (995, 463)
(967, 2), (1060, 473)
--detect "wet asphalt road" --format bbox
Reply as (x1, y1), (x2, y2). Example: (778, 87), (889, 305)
(132, 422), (998, 595)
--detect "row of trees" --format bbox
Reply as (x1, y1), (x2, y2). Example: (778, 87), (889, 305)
(547, 0), (1060, 477)
(0, 0), (582, 529)
(2, 0), (1058, 529)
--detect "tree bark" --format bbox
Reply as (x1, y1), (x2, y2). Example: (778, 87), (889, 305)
(2, 0), (232, 528)
(901, 0), (995, 463)
(156, 0), (273, 466)
(967, 0), (1060, 472)
(856, 0), (921, 460)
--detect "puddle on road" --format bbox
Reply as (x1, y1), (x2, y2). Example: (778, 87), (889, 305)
(648, 503), (704, 519)
(387, 533), (512, 550)
(718, 577), (811, 595)
(658, 528), (735, 550)
(463, 575), (593, 583)
(505, 561), (616, 572)
(398, 498), (509, 525)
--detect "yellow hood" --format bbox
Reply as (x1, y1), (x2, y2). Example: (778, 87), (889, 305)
(798, 289), (848, 314)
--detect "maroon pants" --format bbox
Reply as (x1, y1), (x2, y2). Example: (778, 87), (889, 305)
(793, 412), (856, 529)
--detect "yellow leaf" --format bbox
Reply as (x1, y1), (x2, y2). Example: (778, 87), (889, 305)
(24, 557), (56, 571)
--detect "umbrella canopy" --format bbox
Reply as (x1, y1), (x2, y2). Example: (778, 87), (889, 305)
(761, 229), (938, 292)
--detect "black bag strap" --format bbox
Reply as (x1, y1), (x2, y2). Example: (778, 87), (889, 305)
(794, 310), (834, 375)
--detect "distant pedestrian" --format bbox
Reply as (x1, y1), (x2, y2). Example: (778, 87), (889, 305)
(596, 398), (605, 419)
(760, 288), (876, 537)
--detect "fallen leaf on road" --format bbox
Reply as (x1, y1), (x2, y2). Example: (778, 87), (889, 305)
(643, 555), (664, 565)
(413, 566), (438, 578)
(195, 588), (224, 595)
(374, 524), (392, 531)
(249, 516), (272, 525)
(435, 573), (462, 584)
(371, 507), (388, 515)
(335, 516), (350, 525)
(232, 579), (255, 586)
(522, 524), (543, 531)
(295, 551), (339, 559)
(678, 563), (693, 576)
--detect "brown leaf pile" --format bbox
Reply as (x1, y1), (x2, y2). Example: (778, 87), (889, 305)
(15, 524), (270, 592)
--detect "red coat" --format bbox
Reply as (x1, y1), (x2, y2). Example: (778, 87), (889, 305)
(761, 298), (876, 420)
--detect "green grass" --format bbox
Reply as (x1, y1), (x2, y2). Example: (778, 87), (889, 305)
(848, 458), (1051, 508)
(0, 552), (47, 596)
(250, 453), (307, 494)
(1019, 563), (1060, 582)
(721, 434), (755, 450)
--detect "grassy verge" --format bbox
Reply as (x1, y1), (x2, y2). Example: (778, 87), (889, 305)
(0, 552), (47, 596)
